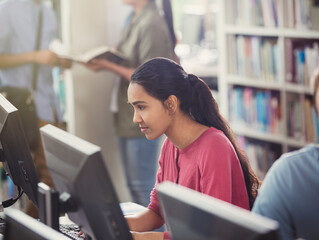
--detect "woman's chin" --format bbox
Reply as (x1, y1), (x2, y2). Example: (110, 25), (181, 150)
(145, 133), (159, 141)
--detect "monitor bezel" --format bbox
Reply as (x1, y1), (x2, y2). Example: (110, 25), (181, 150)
(157, 181), (279, 240)
(0, 94), (39, 206)
(40, 124), (133, 240)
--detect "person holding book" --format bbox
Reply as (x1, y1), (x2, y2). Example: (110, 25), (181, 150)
(252, 68), (319, 240)
(0, 0), (72, 218)
(125, 57), (260, 240)
(84, 0), (176, 207)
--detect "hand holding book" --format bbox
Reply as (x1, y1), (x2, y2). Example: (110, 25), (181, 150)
(49, 39), (126, 64)
(83, 58), (114, 71)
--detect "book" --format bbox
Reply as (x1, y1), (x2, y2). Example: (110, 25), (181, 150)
(49, 40), (126, 64)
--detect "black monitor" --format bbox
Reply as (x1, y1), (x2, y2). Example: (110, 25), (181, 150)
(4, 208), (69, 240)
(157, 182), (279, 240)
(40, 124), (133, 240)
(0, 94), (39, 207)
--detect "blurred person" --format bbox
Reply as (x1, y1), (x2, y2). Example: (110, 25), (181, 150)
(0, 0), (72, 218)
(252, 68), (319, 240)
(84, 0), (176, 207)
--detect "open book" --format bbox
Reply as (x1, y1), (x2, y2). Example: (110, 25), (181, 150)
(49, 40), (126, 64)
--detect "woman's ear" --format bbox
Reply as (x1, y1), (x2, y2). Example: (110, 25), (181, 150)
(164, 95), (178, 115)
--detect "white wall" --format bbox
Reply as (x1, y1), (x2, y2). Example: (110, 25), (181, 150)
(61, 0), (131, 202)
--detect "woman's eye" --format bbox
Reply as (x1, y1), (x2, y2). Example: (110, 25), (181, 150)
(137, 105), (145, 110)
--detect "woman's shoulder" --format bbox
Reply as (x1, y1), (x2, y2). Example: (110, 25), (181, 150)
(191, 127), (234, 159)
(198, 127), (230, 145)
(193, 128), (236, 168)
(139, 7), (166, 29)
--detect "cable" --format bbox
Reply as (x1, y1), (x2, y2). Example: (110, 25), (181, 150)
(0, 186), (24, 209)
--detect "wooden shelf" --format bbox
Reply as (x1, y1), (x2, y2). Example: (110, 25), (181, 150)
(225, 25), (280, 37)
(232, 124), (285, 144)
(286, 137), (308, 148)
(282, 28), (319, 39)
(225, 25), (319, 39)
(226, 75), (283, 90)
(285, 83), (313, 94)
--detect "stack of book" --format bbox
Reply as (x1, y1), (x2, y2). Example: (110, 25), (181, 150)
(284, 0), (319, 30)
(229, 87), (281, 134)
(237, 136), (282, 179)
(229, 36), (279, 82)
(285, 40), (319, 86)
(233, 0), (278, 27)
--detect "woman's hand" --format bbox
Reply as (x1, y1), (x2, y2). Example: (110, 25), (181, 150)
(81, 57), (134, 81)
(130, 231), (164, 240)
(34, 50), (60, 66)
(34, 50), (72, 69)
(82, 59), (112, 71)
(59, 57), (73, 69)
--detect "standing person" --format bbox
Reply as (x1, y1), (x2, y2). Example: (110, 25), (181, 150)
(85, 0), (176, 207)
(125, 57), (260, 240)
(0, 0), (72, 218)
(252, 68), (319, 240)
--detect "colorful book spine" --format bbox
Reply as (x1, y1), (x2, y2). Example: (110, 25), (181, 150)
(235, 36), (279, 81)
(237, 136), (282, 179)
(230, 87), (281, 134)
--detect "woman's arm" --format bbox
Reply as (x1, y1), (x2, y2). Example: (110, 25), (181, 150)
(131, 231), (164, 240)
(84, 58), (135, 81)
(126, 208), (164, 232)
(0, 50), (72, 69)
(126, 209), (165, 240)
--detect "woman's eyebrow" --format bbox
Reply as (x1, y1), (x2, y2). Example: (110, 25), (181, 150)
(128, 100), (147, 106)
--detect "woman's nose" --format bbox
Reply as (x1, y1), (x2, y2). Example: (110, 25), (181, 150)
(133, 110), (142, 124)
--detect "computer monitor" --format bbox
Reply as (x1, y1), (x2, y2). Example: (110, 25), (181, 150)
(157, 182), (279, 240)
(40, 124), (133, 240)
(4, 208), (69, 240)
(0, 94), (39, 207)
(181, 10), (204, 46)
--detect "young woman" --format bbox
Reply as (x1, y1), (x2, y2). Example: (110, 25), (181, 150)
(126, 57), (260, 240)
(84, 0), (176, 207)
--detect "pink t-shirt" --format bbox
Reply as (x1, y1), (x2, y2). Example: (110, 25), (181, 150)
(148, 127), (249, 238)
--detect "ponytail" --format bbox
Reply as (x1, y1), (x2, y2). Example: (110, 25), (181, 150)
(185, 73), (260, 208)
(162, 0), (176, 47)
(131, 57), (260, 209)
(184, 74), (217, 126)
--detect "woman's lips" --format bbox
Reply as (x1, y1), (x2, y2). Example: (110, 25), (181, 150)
(140, 127), (148, 133)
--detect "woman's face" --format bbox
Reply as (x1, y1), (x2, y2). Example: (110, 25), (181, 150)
(128, 83), (172, 140)
(122, 0), (144, 6)
(122, 0), (134, 5)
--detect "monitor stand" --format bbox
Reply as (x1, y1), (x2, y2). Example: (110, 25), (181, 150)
(37, 182), (76, 231)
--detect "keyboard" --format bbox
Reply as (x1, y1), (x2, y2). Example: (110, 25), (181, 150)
(59, 223), (90, 240)
(0, 217), (6, 235)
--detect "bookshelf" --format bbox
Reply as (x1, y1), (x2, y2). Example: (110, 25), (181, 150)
(218, 0), (319, 178)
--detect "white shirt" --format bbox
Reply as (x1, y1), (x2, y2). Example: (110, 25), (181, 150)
(0, 0), (62, 122)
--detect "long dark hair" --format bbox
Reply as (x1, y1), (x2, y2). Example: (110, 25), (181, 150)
(161, 0), (177, 47)
(131, 57), (260, 209)
(312, 68), (319, 114)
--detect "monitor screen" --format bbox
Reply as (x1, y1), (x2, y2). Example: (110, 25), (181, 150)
(40, 124), (133, 240)
(157, 182), (279, 240)
(4, 208), (69, 240)
(0, 94), (39, 206)
(181, 11), (204, 46)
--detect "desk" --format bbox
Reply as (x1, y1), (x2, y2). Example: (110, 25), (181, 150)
(120, 202), (146, 215)
(59, 202), (146, 224)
